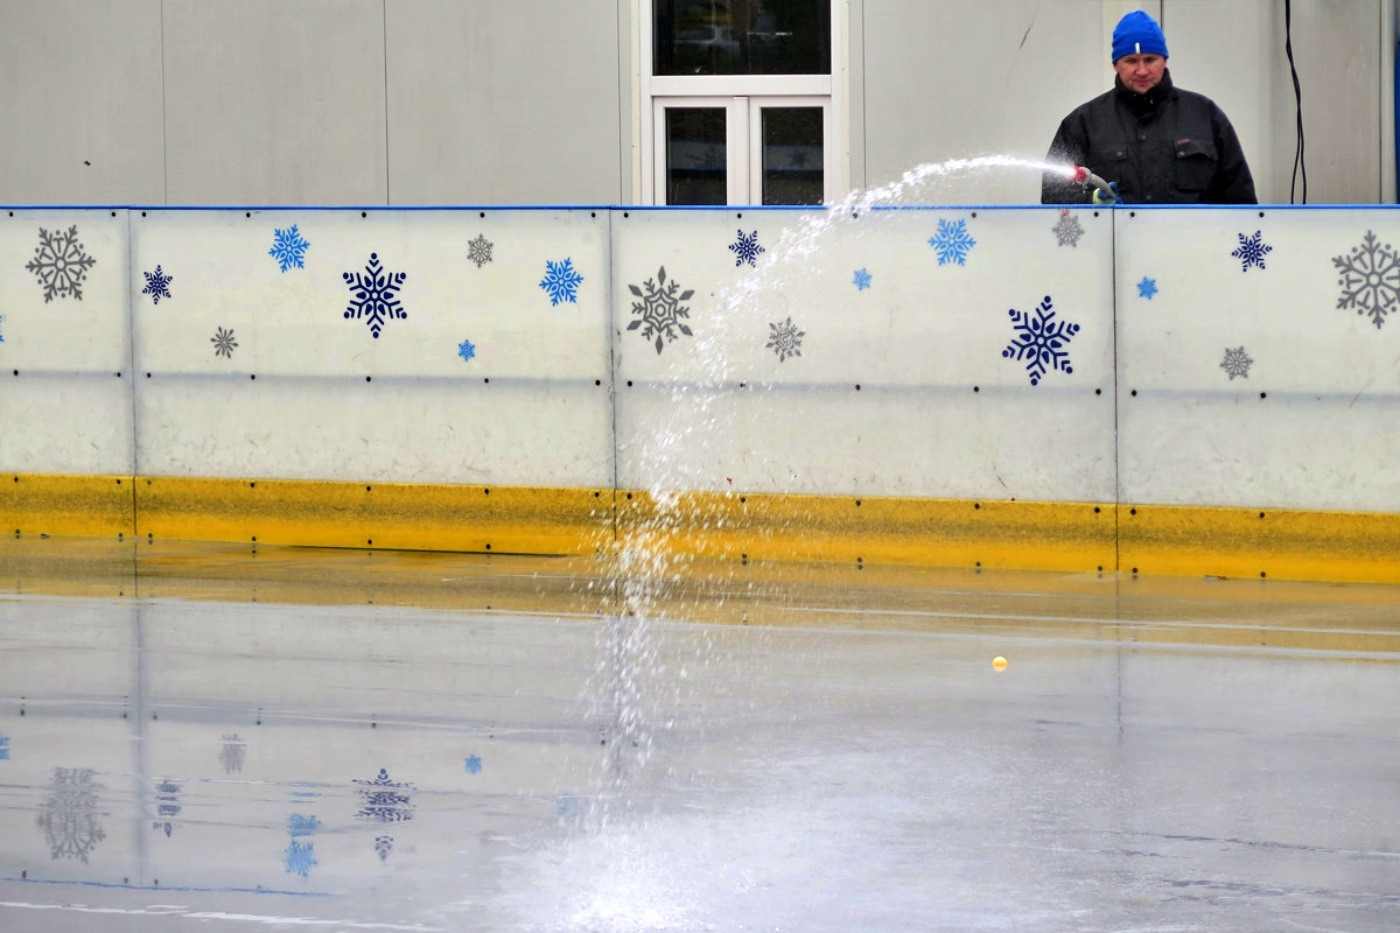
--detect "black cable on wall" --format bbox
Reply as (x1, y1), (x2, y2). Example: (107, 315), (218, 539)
(1286, 0), (1308, 203)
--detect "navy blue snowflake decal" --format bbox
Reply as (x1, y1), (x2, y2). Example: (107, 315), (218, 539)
(929, 218), (976, 266)
(1002, 295), (1080, 386)
(853, 268), (872, 291)
(539, 258), (584, 305)
(1138, 276), (1158, 299)
(354, 768), (414, 824)
(342, 253), (407, 338)
(1230, 230), (1272, 272)
(457, 339), (475, 362)
(142, 265), (173, 304)
(728, 229), (765, 267)
(268, 225), (310, 272)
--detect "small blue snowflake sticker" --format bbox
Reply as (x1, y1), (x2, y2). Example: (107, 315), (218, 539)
(0, 314), (5, 345)
(540, 258), (584, 305)
(142, 265), (173, 304)
(1002, 294), (1080, 386)
(853, 268), (872, 291)
(465, 755), (482, 774)
(0, 734), (9, 760)
(728, 229), (765, 267)
(284, 839), (317, 878)
(1231, 230), (1272, 272)
(1138, 277), (1158, 299)
(929, 218), (976, 266)
(342, 253), (408, 339)
(268, 225), (310, 272)
(457, 339), (475, 362)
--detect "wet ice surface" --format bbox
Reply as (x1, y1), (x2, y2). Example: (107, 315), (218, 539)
(0, 544), (1397, 932)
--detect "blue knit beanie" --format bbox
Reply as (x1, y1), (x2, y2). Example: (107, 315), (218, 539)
(1112, 10), (1168, 62)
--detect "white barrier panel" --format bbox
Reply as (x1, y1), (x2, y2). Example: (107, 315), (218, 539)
(0, 210), (133, 475)
(130, 209), (613, 486)
(611, 206), (1115, 500)
(1115, 208), (1400, 511)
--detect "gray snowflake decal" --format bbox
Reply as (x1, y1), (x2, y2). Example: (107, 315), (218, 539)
(268, 225), (309, 272)
(219, 734), (246, 774)
(1220, 346), (1253, 380)
(539, 257), (584, 305)
(467, 234), (493, 268)
(211, 326), (237, 359)
(1052, 210), (1083, 247)
(766, 316), (804, 362)
(37, 768), (106, 863)
(728, 229), (765, 267)
(1230, 230), (1272, 272)
(929, 218), (976, 266)
(26, 226), (97, 302)
(1333, 230), (1400, 329)
(342, 252), (407, 339)
(142, 265), (173, 304)
(627, 265), (694, 354)
(1002, 294), (1079, 386)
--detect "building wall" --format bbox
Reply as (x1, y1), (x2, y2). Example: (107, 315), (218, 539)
(0, 1), (1392, 204)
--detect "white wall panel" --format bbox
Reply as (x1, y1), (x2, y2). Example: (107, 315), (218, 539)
(0, 210), (133, 473)
(161, 0), (389, 205)
(612, 207), (1116, 499)
(1116, 207), (1400, 509)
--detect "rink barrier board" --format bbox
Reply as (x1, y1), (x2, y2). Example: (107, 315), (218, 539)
(6, 473), (1399, 583)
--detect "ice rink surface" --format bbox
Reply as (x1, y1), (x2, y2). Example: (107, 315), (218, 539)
(1, 539), (1397, 932)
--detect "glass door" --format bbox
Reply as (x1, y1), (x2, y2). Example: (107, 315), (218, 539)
(654, 96), (832, 205)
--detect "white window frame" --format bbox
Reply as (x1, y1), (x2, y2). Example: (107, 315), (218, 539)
(638, 1), (846, 205)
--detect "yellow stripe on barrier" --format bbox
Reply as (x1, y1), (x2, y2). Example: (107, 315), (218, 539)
(3, 474), (1397, 584)
(2, 473), (135, 538)
(1120, 503), (1400, 585)
(616, 490), (1117, 574)
(131, 477), (614, 555)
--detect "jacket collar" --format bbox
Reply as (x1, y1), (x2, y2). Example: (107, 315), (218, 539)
(1114, 68), (1175, 116)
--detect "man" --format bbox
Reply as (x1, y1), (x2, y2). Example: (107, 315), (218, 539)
(1041, 10), (1257, 204)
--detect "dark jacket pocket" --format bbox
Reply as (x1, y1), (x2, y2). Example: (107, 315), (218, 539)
(1174, 138), (1218, 191)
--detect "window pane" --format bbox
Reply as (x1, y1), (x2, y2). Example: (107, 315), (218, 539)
(654, 0), (830, 76)
(761, 107), (823, 205)
(666, 108), (727, 205)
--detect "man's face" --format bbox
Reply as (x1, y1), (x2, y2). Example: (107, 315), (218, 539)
(1115, 53), (1166, 94)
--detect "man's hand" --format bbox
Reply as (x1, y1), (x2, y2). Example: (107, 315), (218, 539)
(1091, 181), (1121, 204)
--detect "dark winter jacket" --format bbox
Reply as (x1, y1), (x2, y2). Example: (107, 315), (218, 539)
(1041, 70), (1257, 205)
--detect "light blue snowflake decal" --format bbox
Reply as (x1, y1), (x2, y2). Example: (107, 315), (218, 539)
(342, 253), (407, 339)
(142, 265), (173, 304)
(1231, 230), (1272, 272)
(457, 339), (476, 362)
(1002, 294), (1080, 386)
(1138, 277), (1158, 299)
(539, 258), (584, 305)
(853, 268), (872, 291)
(0, 314), (5, 345)
(728, 229), (765, 267)
(929, 218), (976, 266)
(0, 734), (9, 760)
(269, 225), (310, 272)
(465, 755), (482, 774)
(287, 814), (321, 837)
(284, 839), (317, 878)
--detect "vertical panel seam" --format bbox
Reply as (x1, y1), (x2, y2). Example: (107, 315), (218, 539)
(382, 0), (391, 205)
